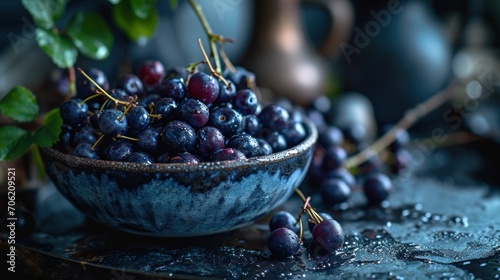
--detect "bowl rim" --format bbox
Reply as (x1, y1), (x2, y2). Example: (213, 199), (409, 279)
(41, 117), (318, 173)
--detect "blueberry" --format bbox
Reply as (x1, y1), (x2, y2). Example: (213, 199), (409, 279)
(267, 227), (300, 259)
(138, 60), (165, 90)
(282, 121), (307, 148)
(76, 68), (109, 99)
(211, 148), (246, 162)
(154, 97), (177, 123)
(128, 105), (151, 131)
(233, 89), (258, 115)
(98, 109), (128, 136)
(318, 126), (344, 147)
(117, 74), (145, 97)
(196, 126), (225, 158)
(60, 99), (88, 127)
(125, 152), (153, 164)
(89, 110), (101, 129)
(326, 167), (356, 189)
(169, 152), (200, 164)
(243, 115), (261, 136)
(103, 139), (133, 161)
(215, 80), (236, 104)
(58, 125), (73, 148)
(269, 211), (300, 234)
(72, 125), (97, 147)
(262, 131), (288, 153)
(137, 127), (161, 155)
(322, 145), (348, 171)
(308, 212), (332, 233)
(257, 138), (273, 156)
(137, 94), (160, 108)
(72, 141), (99, 159)
(160, 77), (186, 101)
(208, 107), (243, 138)
(187, 72), (219, 104)
(258, 104), (290, 132)
(320, 178), (351, 206)
(312, 219), (345, 254)
(177, 98), (209, 129)
(227, 134), (260, 158)
(362, 172), (392, 205)
(162, 120), (196, 153)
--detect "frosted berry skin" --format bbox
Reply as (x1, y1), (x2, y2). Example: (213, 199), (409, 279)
(312, 219), (345, 254)
(267, 227), (300, 259)
(161, 120), (196, 153)
(187, 72), (219, 104)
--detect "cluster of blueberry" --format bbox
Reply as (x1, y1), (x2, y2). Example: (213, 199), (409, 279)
(57, 61), (308, 164)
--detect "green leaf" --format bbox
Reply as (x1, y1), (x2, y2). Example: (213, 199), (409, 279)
(131, 0), (156, 19)
(21, 0), (66, 30)
(0, 86), (39, 122)
(0, 126), (33, 161)
(169, 0), (178, 9)
(67, 12), (114, 60)
(34, 108), (62, 148)
(112, 0), (158, 44)
(36, 28), (77, 68)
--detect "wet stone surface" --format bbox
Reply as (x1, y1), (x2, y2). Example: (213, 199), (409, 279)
(1, 142), (500, 279)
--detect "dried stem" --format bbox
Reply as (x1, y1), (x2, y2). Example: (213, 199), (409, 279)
(197, 39), (230, 87)
(343, 76), (475, 169)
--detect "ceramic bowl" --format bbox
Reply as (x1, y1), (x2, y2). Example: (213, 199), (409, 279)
(40, 119), (317, 237)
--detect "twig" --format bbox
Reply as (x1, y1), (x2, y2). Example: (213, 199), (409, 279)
(343, 76), (476, 169)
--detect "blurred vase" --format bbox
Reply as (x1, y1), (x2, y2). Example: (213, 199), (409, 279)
(241, 0), (354, 105)
(341, 0), (452, 125)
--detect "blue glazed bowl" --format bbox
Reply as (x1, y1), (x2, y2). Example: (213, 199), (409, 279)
(40, 119), (317, 237)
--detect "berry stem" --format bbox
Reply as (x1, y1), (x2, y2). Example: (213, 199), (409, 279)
(81, 92), (103, 105)
(343, 74), (479, 169)
(116, 134), (139, 142)
(77, 68), (128, 106)
(197, 39), (230, 88)
(92, 134), (106, 150)
(68, 67), (76, 97)
(187, 0), (222, 73)
(294, 188), (324, 224)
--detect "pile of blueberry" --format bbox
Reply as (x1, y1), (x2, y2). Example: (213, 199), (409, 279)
(57, 61), (308, 164)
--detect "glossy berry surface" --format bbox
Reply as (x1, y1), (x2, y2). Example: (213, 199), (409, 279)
(169, 152), (200, 164)
(211, 148), (246, 161)
(72, 142), (99, 159)
(196, 126), (225, 158)
(177, 98), (209, 129)
(154, 97), (177, 123)
(243, 115), (261, 136)
(215, 80), (236, 104)
(208, 107), (243, 138)
(138, 60), (165, 90)
(363, 173), (393, 205)
(312, 219), (345, 254)
(60, 99), (88, 127)
(267, 227), (300, 259)
(308, 212), (333, 233)
(282, 121), (307, 148)
(269, 211), (300, 234)
(318, 126), (344, 147)
(162, 120), (196, 153)
(257, 139), (273, 156)
(187, 72), (219, 104)
(258, 104), (290, 132)
(160, 77), (186, 101)
(262, 131), (288, 153)
(326, 167), (356, 189)
(224, 66), (256, 90)
(233, 89), (258, 115)
(72, 125), (97, 147)
(98, 109), (128, 136)
(321, 178), (351, 206)
(127, 105), (151, 131)
(103, 139), (133, 161)
(137, 127), (161, 155)
(125, 152), (153, 164)
(322, 145), (348, 171)
(117, 74), (144, 97)
(227, 134), (260, 158)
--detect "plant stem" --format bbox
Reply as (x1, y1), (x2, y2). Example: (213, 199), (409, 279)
(343, 77), (474, 169)
(68, 67), (76, 97)
(187, 0), (221, 73)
